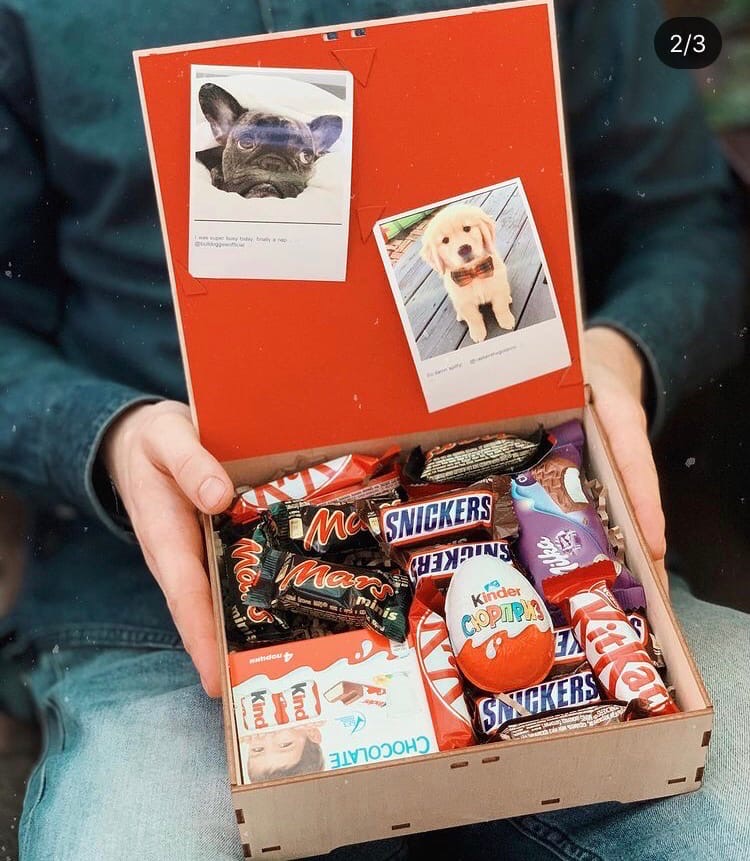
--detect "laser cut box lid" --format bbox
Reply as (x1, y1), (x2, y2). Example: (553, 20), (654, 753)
(135, 0), (584, 465)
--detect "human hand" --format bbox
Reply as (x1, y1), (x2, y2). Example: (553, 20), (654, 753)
(103, 400), (234, 696)
(584, 327), (667, 588)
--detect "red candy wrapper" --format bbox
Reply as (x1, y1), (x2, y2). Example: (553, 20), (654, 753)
(229, 448), (399, 524)
(409, 579), (475, 750)
(543, 561), (678, 717)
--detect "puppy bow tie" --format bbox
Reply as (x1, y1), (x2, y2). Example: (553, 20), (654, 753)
(450, 256), (494, 287)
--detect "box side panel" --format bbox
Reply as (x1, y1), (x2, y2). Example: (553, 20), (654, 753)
(232, 711), (712, 860)
(204, 514), (241, 784)
(221, 407), (581, 487)
(583, 404), (712, 713)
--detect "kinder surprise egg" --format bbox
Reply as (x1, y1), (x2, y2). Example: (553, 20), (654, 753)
(445, 556), (555, 693)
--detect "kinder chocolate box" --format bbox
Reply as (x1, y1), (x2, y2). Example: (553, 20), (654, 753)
(229, 630), (439, 784)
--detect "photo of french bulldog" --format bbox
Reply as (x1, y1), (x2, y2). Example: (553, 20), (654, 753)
(374, 180), (570, 412)
(189, 66), (353, 281)
(195, 82), (343, 200)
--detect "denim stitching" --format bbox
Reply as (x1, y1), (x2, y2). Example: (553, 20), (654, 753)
(509, 816), (606, 861)
(18, 656), (61, 860)
(17, 624), (182, 653)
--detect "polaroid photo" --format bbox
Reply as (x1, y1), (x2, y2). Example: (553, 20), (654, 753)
(189, 65), (353, 281)
(374, 179), (571, 412)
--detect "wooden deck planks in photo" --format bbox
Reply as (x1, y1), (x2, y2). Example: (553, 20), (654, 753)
(395, 184), (555, 361)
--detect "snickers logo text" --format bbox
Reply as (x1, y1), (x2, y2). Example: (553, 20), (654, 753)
(382, 492), (492, 547)
(409, 541), (512, 583)
(478, 670), (600, 734)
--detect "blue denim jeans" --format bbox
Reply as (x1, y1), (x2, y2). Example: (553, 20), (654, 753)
(7, 576), (749, 861)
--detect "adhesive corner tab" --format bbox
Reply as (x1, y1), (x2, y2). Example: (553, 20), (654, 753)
(357, 205), (386, 242)
(174, 260), (209, 296)
(332, 47), (377, 86)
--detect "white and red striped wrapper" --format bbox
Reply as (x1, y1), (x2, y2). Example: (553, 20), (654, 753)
(544, 561), (678, 717)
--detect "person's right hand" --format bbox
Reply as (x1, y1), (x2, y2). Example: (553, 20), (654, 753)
(102, 400), (234, 697)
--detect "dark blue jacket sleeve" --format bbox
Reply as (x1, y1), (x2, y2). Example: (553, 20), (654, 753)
(0, 11), (155, 533)
(562, 0), (745, 431)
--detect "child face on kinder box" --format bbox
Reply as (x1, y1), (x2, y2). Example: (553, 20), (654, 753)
(244, 725), (324, 781)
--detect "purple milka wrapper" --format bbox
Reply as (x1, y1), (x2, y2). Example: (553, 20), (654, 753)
(511, 420), (646, 624)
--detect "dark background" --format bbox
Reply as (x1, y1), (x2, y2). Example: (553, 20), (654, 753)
(657, 0), (749, 614)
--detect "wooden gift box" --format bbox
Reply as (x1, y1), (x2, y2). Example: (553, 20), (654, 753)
(134, 3), (713, 858)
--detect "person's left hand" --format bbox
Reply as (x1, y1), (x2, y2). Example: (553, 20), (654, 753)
(584, 326), (667, 589)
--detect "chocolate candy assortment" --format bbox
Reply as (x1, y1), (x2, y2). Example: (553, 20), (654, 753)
(215, 421), (677, 782)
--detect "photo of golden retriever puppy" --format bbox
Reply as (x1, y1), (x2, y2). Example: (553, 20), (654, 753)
(420, 204), (515, 343)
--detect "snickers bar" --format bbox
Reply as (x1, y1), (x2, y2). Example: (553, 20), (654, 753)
(403, 540), (514, 588)
(371, 489), (494, 550)
(474, 668), (601, 739)
(498, 701), (628, 740)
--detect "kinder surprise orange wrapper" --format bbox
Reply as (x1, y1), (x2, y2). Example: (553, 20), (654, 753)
(445, 556), (555, 693)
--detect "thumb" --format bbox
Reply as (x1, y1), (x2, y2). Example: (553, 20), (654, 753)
(145, 413), (234, 514)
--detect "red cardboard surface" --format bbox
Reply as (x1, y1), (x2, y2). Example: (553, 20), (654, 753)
(136, 1), (583, 464)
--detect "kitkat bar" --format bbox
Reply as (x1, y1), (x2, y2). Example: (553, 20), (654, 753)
(228, 448), (399, 524)
(543, 561), (678, 716)
(409, 579), (475, 750)
(551, 611), (661, 679)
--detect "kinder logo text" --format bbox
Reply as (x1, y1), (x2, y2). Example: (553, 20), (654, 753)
(462, 583), (545, 638)
(279, 559), (394, 601)
(383, 493), (492, 546)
